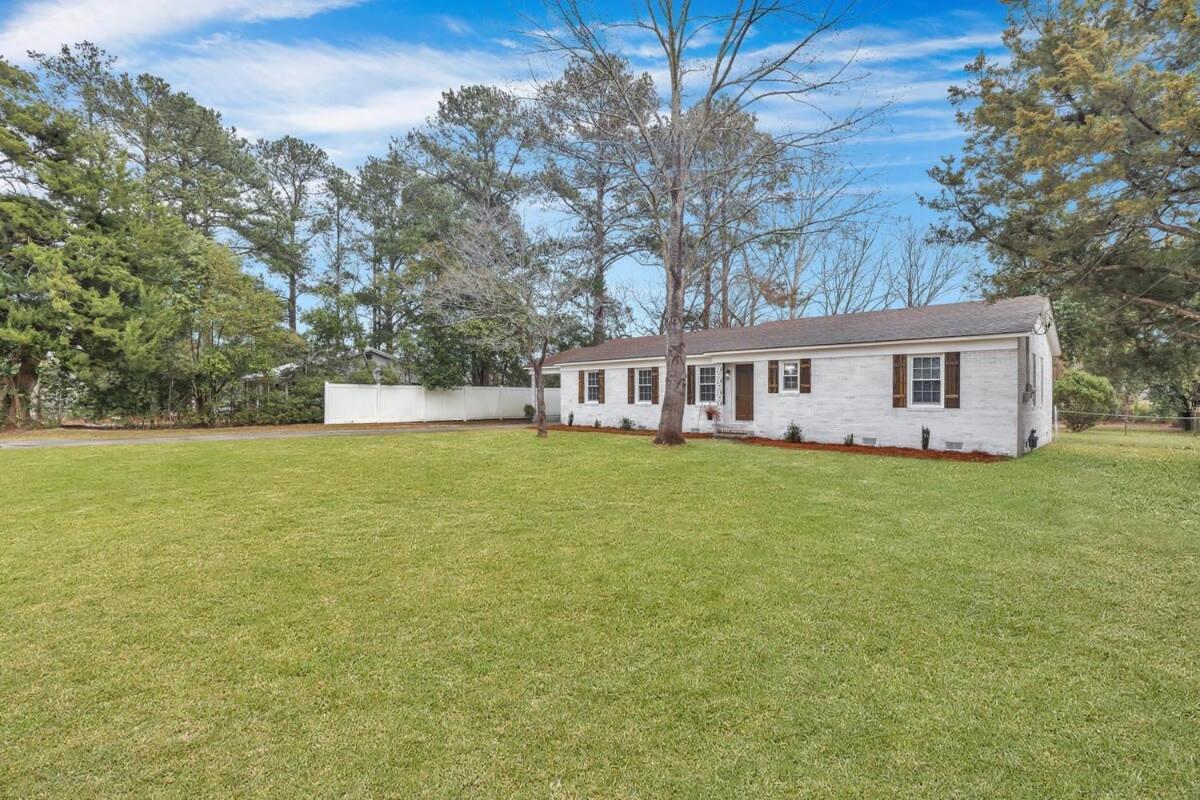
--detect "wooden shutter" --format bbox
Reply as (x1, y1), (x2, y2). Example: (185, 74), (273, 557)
(944, 352), (960, 408)
(767, 360), (779, 393)
(577, 370), (584, 403)
(651, 366), (660, 404)
(627, 368), (635, 404)
(687, 365), (695, 405)
(892, 355), (907, 408)
(799, 358), (811, 394)
(597, 370), (605, 404)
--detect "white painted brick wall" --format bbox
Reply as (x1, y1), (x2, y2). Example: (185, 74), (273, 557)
(557, 344), (1026, 456)
(1022, 331), (1055, 450)
(747, 349), (1018, 456)
(558, 367), (718, 433)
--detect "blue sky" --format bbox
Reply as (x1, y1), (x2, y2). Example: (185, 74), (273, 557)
(0, 0), (1011, 302)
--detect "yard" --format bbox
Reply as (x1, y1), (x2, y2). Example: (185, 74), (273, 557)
(2, 428), (1197, 797)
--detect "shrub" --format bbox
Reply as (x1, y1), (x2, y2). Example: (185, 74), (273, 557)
(843, 433), (855, 446)
(228, 374), (325, 426)
(1055, 369), (1117, 432)
(1130, 398), (1153, 417)
(784, 421), (802, 443)
(523, 403), (536, 422)
(567, 411), (574, 426)
(619, 416), (635, 431)
(593, 418), (601, 428)
(921, 426), (931, 450)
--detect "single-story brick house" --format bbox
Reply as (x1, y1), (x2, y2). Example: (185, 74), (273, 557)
(542, 296), (1060, 457)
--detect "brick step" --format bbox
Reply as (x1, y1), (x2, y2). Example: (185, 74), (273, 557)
(713, 423), (753, 439)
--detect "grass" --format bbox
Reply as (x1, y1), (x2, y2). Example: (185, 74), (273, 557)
(2, 428), (1197, 798)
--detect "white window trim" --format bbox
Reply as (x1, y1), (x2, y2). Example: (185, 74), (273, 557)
(780, 360), (801, 394)
(697, 366), (718, 405)
(909, 354), (945, 409)
(585, 370), (601, 404)
(636, 367), (654, 405)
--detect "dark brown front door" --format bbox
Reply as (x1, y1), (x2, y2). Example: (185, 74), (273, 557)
(735, 363), (754, 421)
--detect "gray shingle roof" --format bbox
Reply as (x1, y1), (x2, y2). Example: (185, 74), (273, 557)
(546, 295), (1050, 366)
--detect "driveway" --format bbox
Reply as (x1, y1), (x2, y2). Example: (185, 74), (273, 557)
(0, 421), (527, 449)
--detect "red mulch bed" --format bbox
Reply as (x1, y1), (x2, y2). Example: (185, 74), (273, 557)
(540, 424), (713, 438)
(740, 437), (1004, 462)
(540, 424), (1001, 461)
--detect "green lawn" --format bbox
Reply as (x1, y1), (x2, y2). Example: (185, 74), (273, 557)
(2, 429), (1198, 797)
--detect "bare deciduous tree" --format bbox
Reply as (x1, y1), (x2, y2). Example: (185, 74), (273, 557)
(539, 0), (871, 444)
(814, 225), (889, 315)
(750, 158), (883, 320)
(886, 223), (961, 308)
(433, 205), (582, 437)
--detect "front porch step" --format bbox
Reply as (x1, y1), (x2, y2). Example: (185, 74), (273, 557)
(713, 422), (753, 439)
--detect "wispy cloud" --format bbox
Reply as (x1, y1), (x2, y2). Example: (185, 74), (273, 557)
(436, 15), (472, 36)
(0, 0), (362, 60)
(145, 37), (532, 159)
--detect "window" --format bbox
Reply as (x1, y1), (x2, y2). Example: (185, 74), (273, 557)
(637, 368), (653, 403)
(586, 370), (600, 403)
(698, 366), (717, 403)
(781, 361), (799, 392)
(910, 355), (942, 405)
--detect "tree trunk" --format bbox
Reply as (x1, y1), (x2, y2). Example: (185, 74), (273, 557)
(532, 357), (548, 438)
(591, 183), (607, 345)
(288, 273), (298, 332)
(2, 357), (38, 427)
(655, 182), (688, 446)
(701, 259), (713, 329)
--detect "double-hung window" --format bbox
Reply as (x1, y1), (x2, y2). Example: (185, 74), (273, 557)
(910, 355), (943, 406)
(698, 366), (717, 403)
(781, 361), (799, 393)
(586, 370), (601, 403)
(637, 368), (653, 403)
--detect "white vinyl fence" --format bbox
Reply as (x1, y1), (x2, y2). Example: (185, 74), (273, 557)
(324, 383), (559, 425)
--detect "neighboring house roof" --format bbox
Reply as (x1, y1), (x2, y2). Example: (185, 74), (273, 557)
(546, 295), (1054, 366)
(361, 347), (401, 363)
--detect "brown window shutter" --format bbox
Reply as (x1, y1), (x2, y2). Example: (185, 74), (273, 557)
(767, 360), (778, 393)
(627, 368), (635, 404)
(892, 355), (907, 408)
(944, 352), (960, 408)
(597, 370), (605, 404)
(578, 370), (584, 403)
(799, 359), (811, 393)
(651, 366), (660, 404)
(687, 365), (695, 405)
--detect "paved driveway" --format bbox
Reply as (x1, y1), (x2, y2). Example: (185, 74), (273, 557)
(0, 421), (526, 449)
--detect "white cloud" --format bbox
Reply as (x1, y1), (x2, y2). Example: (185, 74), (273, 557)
(0, 0), (361, 59)
(145, 37), (533, 161)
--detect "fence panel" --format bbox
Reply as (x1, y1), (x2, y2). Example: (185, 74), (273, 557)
(324, 383), (559, 425)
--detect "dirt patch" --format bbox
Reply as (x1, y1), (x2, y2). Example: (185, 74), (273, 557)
(740, 437), (1004, 462)
(540, 424), (714, 439)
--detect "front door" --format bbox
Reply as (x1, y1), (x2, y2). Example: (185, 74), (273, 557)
(735, 363), (754, 421)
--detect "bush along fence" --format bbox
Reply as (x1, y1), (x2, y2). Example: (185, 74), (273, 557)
(324, 383), (559, 425)
(1055, 407), (1200, 434)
